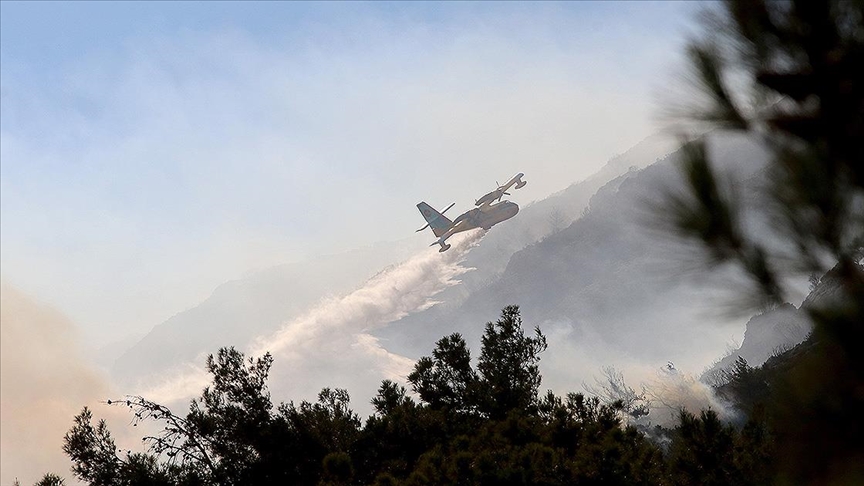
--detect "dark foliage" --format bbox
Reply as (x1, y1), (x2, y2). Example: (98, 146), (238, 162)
(59, 307), (678, 486)
(660, 0), (863, 483)
(407, 333), (478, 415)
(33, 474), (66, 486)
(476, 305), (548, 420)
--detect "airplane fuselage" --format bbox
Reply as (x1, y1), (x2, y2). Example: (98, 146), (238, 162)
(433, 201), (518, 250)
(455, 201), (519, 230)
(417, 173), (525, 252)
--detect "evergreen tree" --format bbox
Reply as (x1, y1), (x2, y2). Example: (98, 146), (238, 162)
(661, 1), (864, 482)
(408, 333), (478, 414)
(63, 408), (123, 485)
(58, 308), (674, 485)
(716, 356), (769, 415)
(33, 474), (66, 486)
(476, 305), (548, 420)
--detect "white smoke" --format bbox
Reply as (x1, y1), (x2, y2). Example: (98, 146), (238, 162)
(641, 364), (738, 426)
(540, 319), (737, 429)
(140, 231), (484, 415)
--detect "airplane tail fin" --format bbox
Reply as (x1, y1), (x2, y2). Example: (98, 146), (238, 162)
(417, 202), (453, 238)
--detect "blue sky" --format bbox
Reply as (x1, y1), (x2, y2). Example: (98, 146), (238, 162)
(1, 1), (699, 344)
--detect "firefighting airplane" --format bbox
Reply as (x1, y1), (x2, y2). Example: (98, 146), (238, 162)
(416, 173), (527, 252)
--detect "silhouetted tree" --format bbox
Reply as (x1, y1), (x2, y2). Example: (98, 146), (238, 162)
(407, 333), (478, 414)
(57, 307), (681, 485)
(663, 0), (863, 315)
(33, 474), (66, 486)
(715, 356), (770, 416)
(547, 206), (567, 234)
(63, 407), (123, 485)
(63, 406), (178, 485)
(358, 381), (433, 482)
(476, 305), (548, 419)
(668, 409), (742, 486)
(63, 347), (367, 485)
(660, 0), (864, 482)
(280, 387), (361, 484)
(584, 366), (650, 422)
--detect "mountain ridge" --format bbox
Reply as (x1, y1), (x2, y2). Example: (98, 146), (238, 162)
(113, 133), (680, 389)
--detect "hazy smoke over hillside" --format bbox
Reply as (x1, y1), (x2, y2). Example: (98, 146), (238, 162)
(642, 366), (737, 426)
(0, 284), (111, 485)
(540, 316), (737, 428)
(140, 231), (485, 414)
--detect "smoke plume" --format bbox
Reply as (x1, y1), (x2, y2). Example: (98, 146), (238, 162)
(0, 284), (110, 484)
(139, 231), (484, 415)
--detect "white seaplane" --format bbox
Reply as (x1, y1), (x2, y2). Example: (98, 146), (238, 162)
(416, 173), (526, 252)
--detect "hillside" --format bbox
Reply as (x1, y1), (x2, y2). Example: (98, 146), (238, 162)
(701, 304), (812, 384)
(112, 134), (675, 388)
(111, 239), (425, 384)
(375, 133), (773, 389)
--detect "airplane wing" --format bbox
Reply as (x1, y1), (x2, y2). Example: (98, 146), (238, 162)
(475, 173), (526, 208)
(497, 172), (526, 193)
